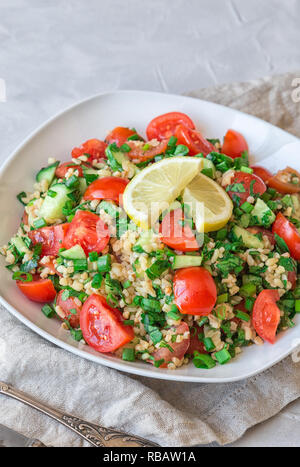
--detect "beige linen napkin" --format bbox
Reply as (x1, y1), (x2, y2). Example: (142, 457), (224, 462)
(1, 71), (300, 447)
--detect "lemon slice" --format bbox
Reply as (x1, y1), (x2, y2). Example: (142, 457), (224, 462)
(183, 172), (233, 232)
(123, 156), (204, 229)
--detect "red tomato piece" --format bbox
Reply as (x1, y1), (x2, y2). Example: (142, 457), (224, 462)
(63, 210), (110, 255)
(175, 124), (215, 156)
(251, 166), (273, 183)
(126, 140), (168, 162)
(150, 322), (190, 367)
(160, 208), (199, 252)
(17, 277), (56, 303)
(272, 212), (300, 261)
(80, 294), (134, 353)
(222, 129), (249, 159)
(105, 127), (140, 146)
(56, 290), (81, 328)
(71, 139), (107, 162)
(226, 171), (266, 205)
(146, 112), (195, 141)
(268, 167), (300, 194)
(22, 210), (28, 225)
(247, 226), (275, 246)
(55, 162), (83, 178)
(28, 224), (69, 257)
(83, 177), (128, 205)
(187, 324), (207, 356)
(173, 267), (217, 316)
(252, 290), (280, 344)
(288, 270), (297, 290)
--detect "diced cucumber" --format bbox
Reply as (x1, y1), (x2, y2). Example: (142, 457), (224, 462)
(60, 244), (86, 260)
(172, 255), (202, 269)
(106, 145), (137, 175)
(251, 198), (275, 227)
(202, 159), (216, 177)
(78, 177), (87, 196)
(36, 162), (59, 186)
(10, 236), (28, 256)
(232, 225), (264, 249)
(39, 183), (71, 224)
(292, 194), (300, 212)
(97, 200), (120, 218)
(134, 230), (156, 252)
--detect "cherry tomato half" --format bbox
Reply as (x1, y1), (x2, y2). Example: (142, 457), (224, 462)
(146, 112), (195, 141)
(83, 177), (128, 205)
(268, 167), (300, 194)
(226, 171), (266, 205)
(17, 277), (56, 303)
(160, 208), (199, 252)
(105, 127), (140, 146)
(187, 324), (207, 356)
(272, 212), (300, 261)
(71, 139), (107, 162)
(222, 129), (248, 159)
(175, 124), (215, 156)
(252, 290), (280, 344)
(173, 267), (217, 316)
(55, 162), (83, 178)
(63, 210), (110, 255)
(150, 322), (190, 367)
(56, 290), (81, 328)
(126, 140), (168, 162)
(251, 166), (273, 184)
(80, 294), (134, 353)
(28, 223), (69, 257)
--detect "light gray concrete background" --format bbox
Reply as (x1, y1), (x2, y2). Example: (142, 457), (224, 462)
(1, 0), (300, 447)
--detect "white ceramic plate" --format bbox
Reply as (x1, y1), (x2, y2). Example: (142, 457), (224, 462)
(1, 90), (300, 383)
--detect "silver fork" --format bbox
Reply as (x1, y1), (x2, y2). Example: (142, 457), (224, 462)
(0, 381), (159, 447)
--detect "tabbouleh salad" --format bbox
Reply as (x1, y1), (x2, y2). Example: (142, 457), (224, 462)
(2, 111), (300, 371)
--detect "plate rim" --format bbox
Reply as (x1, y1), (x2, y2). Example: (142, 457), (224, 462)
(0, 89), (299, 383)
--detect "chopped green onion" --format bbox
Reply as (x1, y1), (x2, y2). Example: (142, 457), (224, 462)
(215, 348), (231, 365)
(97, 254), (111, 273)
(216, 293), (228, 304)
(241, 201), (254, 213)
(295, 299), (300, 313)
(203, 337), (215, 351)
(245, 296), (255, 312)
(70, 328), (83, 341)
(123, 319), (134, 326)
(235, 309), (250, 322)
(89, 251), (98, 262)
(239, 283), (256, 297)
(166, 305), (181, 321)
(33, 218), (47, 229)
(91, 273), (103, 289)
(123, 280), (132, 289)
(120, 143), (131, 153)
(122, 348), (135, 361)
(42, 304), (55, 318)
(12, 271), (33, 282)
(193, 352), (216, 369)
(241, 166), (253, 174)
(73, 259), (88, 271)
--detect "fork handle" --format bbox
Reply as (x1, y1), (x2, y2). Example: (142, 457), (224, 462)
(0, 381), (159, 447)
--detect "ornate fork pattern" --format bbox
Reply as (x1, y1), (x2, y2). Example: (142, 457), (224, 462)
(0, 381), (159, 447)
